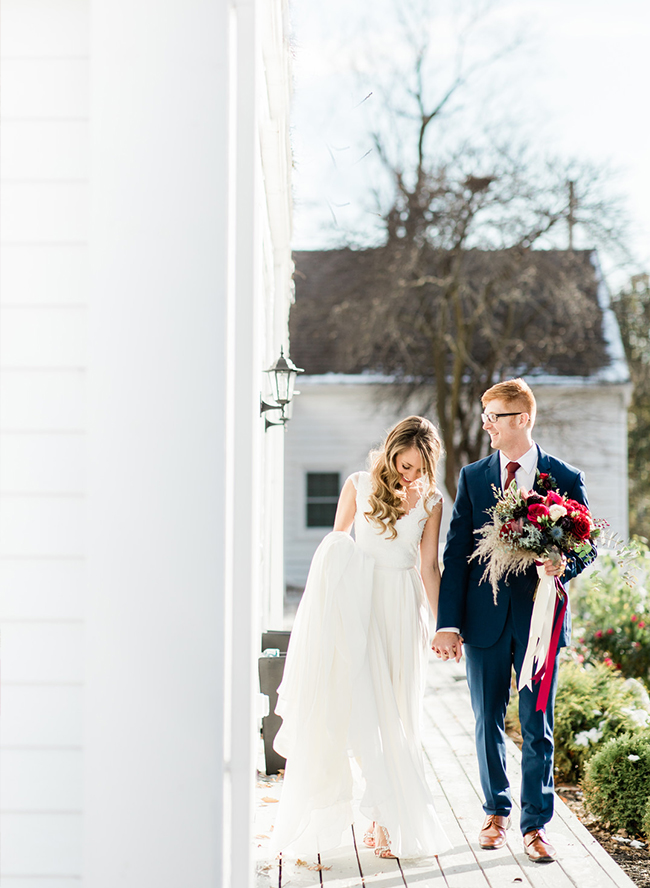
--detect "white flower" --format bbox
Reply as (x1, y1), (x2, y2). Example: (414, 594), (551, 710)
(622, 707), (650, 727)
(592, 709), (602, 716)
(549, 504), (567, 521)
(628, 754), (641, 762)
(574, 727), (604, 747)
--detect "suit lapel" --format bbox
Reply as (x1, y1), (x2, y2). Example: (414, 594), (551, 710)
(484, 451), (501, 497)
(534, 445), (552, 494)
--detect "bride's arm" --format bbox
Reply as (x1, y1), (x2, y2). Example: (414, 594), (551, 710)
(419, 501), (443, 617)
(332, 476), (357, 533)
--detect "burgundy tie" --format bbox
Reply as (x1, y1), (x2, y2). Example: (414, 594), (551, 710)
(505, 461), (520, 490)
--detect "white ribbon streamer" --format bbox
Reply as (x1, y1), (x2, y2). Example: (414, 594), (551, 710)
(518, 565), (557, 693)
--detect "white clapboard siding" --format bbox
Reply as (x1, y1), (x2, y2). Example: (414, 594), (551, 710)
(0, 433), (85, 494)
(0, 2), (89, 885)
(0, 60), (89, 118)
(1, 243), (88, 305)
(0, 122), (88, 182)
(285, 380), (631, 588)
(0, 0), (89, 56)
(0, 813), (83, 876)
(0, 560), (85, 620)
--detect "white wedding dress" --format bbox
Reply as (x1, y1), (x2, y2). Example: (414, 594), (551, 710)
(272, 471), (451, 859)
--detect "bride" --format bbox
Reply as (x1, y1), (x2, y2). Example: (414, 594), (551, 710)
(272, 416), (453, 860)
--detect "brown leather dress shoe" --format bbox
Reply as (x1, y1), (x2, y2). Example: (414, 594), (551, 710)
(478, 814), (511, 849)
(523, 828), (557, 863)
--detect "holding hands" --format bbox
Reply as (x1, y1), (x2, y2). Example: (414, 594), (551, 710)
(432, 631), (463, 663)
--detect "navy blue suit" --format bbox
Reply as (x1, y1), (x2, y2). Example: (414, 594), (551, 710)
(437, 444), (592, 834)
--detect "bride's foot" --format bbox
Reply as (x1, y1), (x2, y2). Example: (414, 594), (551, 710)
(363, 822), (376, 848)
(374, 824), (397, 858)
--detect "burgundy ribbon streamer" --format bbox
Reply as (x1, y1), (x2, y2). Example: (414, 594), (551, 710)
(533, 578), (567, 713)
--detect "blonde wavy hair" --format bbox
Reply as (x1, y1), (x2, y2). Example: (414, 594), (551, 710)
(365, 416), (443, 539)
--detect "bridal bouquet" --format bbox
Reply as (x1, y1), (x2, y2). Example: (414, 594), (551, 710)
(472, 470), (606, 711)
(471, 471), (605, 605)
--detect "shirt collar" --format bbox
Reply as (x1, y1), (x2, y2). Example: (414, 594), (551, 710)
(499, 443), (537, 476)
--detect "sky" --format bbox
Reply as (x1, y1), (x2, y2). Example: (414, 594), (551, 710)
(289, 0), (650, 287)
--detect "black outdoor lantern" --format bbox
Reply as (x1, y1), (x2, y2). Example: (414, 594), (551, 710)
(260, 347), (304, 430)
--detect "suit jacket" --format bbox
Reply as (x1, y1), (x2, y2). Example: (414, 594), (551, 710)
(437, 444), (593, 649)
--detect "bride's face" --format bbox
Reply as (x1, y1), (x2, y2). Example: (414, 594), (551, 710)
(395, 447), (423, 488)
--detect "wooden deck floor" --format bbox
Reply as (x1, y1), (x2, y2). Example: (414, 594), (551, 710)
(254, 657), (636, 887)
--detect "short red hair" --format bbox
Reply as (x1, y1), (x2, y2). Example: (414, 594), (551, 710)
(482, 378), (536, 423)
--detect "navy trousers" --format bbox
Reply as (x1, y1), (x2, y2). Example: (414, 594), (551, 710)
(464, 604), (559, 835)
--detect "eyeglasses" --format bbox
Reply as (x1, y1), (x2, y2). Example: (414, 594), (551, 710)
(481, 412), (523, 423)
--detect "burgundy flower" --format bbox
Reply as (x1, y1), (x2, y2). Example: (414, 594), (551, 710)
(572, 513), (591, 540)
(526, 492), (545, 505)
(527, 503), (550, 524)
(566, 499), (589, 515)
(595, 630), (603, 638)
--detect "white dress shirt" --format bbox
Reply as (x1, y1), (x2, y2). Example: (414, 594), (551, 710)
(499, 443), (538, 492)
(437, 443), (539, 637)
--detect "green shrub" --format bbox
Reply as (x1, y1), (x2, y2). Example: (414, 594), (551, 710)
(572, 542), (650, 682)
(553, 661), (649, 783)
(583, 732), (650, 834)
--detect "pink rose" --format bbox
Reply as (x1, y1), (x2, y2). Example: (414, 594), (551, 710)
(545, 491), (564, 506)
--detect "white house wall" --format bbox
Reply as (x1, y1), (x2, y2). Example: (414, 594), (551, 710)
(284, 380), (631, 588)
(0, 1), (89, 883)
(1, 1), (292, 887)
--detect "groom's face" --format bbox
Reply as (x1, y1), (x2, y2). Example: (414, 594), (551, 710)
(482, 398), (528, 454)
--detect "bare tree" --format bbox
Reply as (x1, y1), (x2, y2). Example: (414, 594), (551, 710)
(613, 275), (650, 540)
(343, 2), (629, 497)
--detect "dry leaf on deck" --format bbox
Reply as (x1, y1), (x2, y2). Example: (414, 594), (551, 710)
(308, 864), (332, 871)
(255, 834), (269, 839)
(295, 859), (309, 867)
(261, 796), (278, 803)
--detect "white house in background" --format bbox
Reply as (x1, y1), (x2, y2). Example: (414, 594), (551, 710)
(0, 2), (292, 887)
(285, 249), (631, 588)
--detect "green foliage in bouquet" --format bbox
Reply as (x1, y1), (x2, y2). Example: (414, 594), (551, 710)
(552, 661), (649, 783)
(572, 542), (650, 683)
(583, 732), (650, 834)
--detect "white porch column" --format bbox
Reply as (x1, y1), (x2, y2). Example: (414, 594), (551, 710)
(86, 1), (233, 885)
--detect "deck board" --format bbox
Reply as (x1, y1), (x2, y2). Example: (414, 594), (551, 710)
(255, 656), (638, 887)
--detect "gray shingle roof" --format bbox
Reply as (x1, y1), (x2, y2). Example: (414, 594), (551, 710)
(290, 247), (625, 382)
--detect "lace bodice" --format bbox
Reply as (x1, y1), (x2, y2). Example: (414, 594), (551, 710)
(352, 471), (441, 570)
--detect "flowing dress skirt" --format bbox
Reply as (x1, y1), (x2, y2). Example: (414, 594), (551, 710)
(272, 532), (451, 859)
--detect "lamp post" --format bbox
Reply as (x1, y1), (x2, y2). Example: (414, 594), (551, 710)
(260, 347), (304, 430)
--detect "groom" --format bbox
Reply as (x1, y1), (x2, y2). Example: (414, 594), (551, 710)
(432, 378), (593, 863)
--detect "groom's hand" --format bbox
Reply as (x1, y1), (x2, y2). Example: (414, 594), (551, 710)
(432, 631), (463, 663)
(543, 554), (567, 577)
